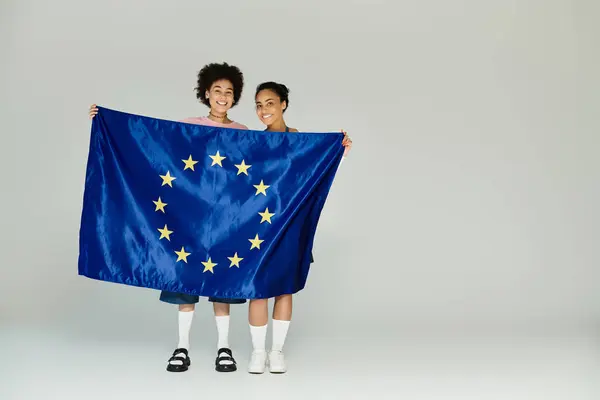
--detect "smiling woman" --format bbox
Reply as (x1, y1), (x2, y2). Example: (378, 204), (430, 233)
(195, 63), (245, 125)
(248, 81), (353, 374)
(88, 62), (248, 375)
(255, 82), (298, 132)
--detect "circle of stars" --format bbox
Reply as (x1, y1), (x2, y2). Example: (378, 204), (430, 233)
(153, 149), (276, 275)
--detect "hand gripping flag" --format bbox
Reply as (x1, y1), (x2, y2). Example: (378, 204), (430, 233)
(78, 107), (344, 299)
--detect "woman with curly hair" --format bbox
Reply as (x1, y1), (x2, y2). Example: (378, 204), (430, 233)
(88, 62), (248, 374)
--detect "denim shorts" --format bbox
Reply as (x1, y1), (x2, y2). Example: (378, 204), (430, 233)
(159, 291), (247, 305)
(159, 252), (313, 305)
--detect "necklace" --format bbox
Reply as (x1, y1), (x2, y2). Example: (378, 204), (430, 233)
(209, 111), (227, 121)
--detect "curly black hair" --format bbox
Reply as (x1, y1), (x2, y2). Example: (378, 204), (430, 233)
(255, 81), (290, 112)
(195, 62), (244, 107)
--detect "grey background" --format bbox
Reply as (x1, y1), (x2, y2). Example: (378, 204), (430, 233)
(1, 0), (598, 345)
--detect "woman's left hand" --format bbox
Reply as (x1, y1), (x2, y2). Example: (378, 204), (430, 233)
(341, 130), (352, 156)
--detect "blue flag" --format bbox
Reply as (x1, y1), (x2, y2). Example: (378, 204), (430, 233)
(78, 107), (343, 299)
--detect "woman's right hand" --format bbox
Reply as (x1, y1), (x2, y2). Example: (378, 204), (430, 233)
(341, 130), (352, 157)
(89, 104), (98, 119)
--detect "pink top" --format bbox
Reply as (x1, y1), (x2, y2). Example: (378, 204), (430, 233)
(180, 116), (248, 130)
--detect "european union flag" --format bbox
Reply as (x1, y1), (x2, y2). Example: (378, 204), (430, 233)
(78, 107), (344, 299)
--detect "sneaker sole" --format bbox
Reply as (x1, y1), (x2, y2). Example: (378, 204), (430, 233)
(269, 366), (287, 374)
(248, 369), (265, 374)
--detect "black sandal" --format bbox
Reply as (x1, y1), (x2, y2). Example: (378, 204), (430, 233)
(166, 348), (191, 372)
(215, 348), (237, 372)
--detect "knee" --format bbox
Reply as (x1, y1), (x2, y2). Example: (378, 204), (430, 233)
(213, 302), (230, 316)
(179, 303), (195, 312)
(274, 294), (292, 304)
(249, 298), (268, 308)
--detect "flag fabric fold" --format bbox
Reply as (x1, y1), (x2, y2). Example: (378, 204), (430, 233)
(78, 106), (343, 299)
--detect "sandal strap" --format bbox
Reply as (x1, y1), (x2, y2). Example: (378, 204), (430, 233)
(169, 356), (187, 364)
(217, 347), (232, 357)
(216, 356), (236, 365)
(172, 348), (189, 357)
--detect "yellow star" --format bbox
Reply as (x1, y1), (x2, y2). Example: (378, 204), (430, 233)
(160, 171), (176, 187)
(209, 151), (226, 167)
(258, 207), (275, 224)
(249, 234), (264, 250)
(153, 197), (167, 213)
(174, 247), (191, 263)
(253, 180), (270, 196)
(157, 224), (173, 241)
(227, 252), (243, 268)
(202, 257), (218, 273)
(182, 155), (199, 171)
(234, 159), (252, 176)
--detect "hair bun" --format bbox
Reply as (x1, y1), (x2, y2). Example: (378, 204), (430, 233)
(279, 83), (289, 94)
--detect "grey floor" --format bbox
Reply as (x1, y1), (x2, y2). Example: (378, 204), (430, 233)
(1, 325), (598, 400)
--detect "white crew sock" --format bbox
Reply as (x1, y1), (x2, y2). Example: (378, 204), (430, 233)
(250, 324), (268, 352)
(271, 319), (290, 352)
(215, 315), (230, 349)
(177, 310), (194, 350)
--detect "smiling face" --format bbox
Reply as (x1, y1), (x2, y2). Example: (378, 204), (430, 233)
(205, 79), (235, 114)
(255, 89), (287, 126)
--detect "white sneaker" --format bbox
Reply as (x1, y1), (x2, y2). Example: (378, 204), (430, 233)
(268, 350), (287, 374)
(248, 350), (267, 374)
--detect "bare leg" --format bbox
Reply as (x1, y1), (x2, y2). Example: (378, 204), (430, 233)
(249, 299), (269, 326)
(273, 294), (292, 321)
(213, 301), (230, 317)
(179, 303), (195, 312)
